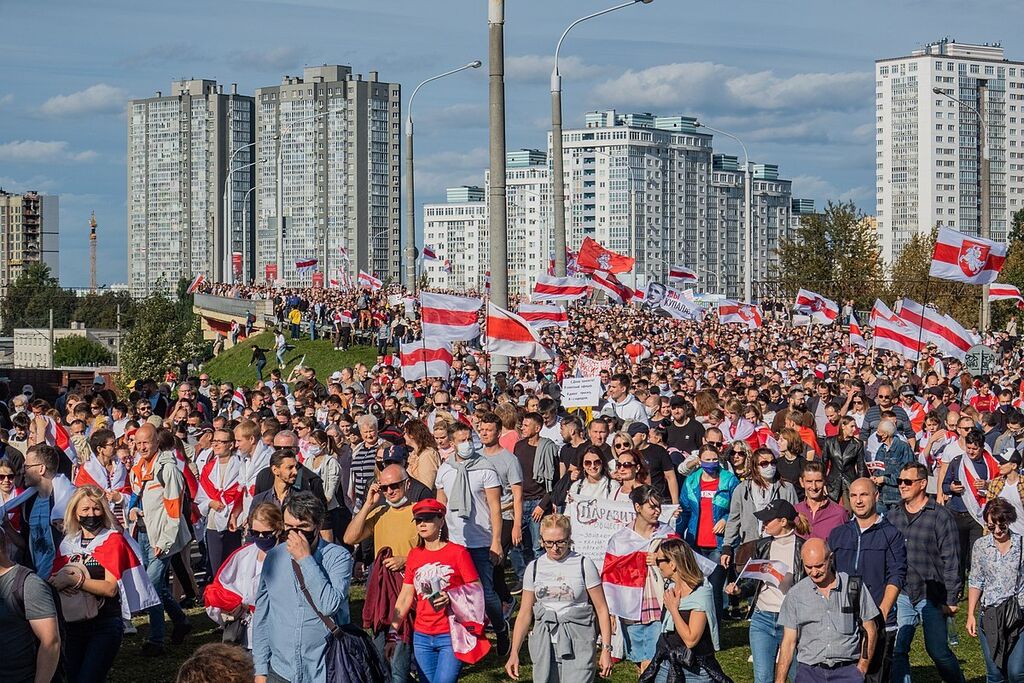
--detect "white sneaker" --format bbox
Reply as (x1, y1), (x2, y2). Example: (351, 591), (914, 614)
(123, 619), (137, 634)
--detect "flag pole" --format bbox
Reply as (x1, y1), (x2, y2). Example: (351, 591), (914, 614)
(915, 276), (931, 359)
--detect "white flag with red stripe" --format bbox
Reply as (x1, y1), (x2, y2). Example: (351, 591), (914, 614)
(897, 299), (977, 361)
(358, 270), (382, 292)
(929, 227), (1006, 284)
(205, 543), (262, 627)
(400, 339), (454, 381)
(601, 523), (675, 620)
(53, 529), (160, 619)
(718, 300), (763, 329)
(669, 265), (698, 282)
(333, 309), (354, 325)
(532, 275), (590, 302)
(420, 292), (482, 341)
(294, 258), (318, 275)
(849, 312), (868, 349)
(869, 298), (899, 326)
(186, 273), (206, 294)
(517, 303), (568, 330)
(958, 449), (1001, 525)
(794, 288), (839, 324)
(486, 303), (552, 360)
(871, 311), (924, 361)
(74, 454), (127, 493)
(738, 559), (789, 588)
(421, 245), (438, 261)
(990, 283), (1024, 305)
(590, 271), (634, 304)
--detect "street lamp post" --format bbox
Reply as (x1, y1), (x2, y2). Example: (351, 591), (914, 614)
(933, 84), (991, 331)
(221, 141), (257, 284)
(405, 61), (482, 292)
(240, 184), (257, 284)
(695, 121), (751, 303)
(488, 0), (510, 372)
(551, 0), (653, 277)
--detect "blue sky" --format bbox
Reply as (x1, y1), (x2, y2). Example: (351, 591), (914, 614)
(0, 0), (1018, 287)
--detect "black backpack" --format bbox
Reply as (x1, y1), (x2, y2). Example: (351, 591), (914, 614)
(8, 564), (68, 683)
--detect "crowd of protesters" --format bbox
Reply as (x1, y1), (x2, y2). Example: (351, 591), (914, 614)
(2, 281), (1024, 683)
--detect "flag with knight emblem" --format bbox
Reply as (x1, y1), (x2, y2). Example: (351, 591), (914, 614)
(576, 237), (635, 274)
(929, 227), (1006, 284)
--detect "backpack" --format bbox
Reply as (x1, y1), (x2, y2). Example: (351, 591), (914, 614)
(156, 461), (197, 542)
(8, 564), (68, 683)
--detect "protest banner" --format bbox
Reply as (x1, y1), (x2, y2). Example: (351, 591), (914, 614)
(576, 355), (611, 377)
(565, 495), (678, 571)
(560, 377), (603, 408)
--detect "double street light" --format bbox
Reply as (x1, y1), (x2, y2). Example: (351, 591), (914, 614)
(551, 0), (653, 277)
(404, 60), (483, 292)
(221, 141), (257, 284)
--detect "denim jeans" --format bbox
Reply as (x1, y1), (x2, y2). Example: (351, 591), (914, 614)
(371, 630), (412, 683)
(695, 546), (726, 627)
(65, 614), (123, 682)
(509, 499), (543, 580)
(979, 616), (1024, 683)
(413, 631), (462, 683)
(466, 545), (507, 635)
(750, 608), (796, 683)
(892, 595), (965, 683)
(654, 662), (713, 683)
(137, 531), (187, 644)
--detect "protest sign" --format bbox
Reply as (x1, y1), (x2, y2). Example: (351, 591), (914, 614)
(561, 377), (602, 408)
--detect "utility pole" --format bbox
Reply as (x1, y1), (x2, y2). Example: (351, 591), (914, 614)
(979, 79), (991, 332)
(89, 211), (97, 293)
(488, 0), (509, 372)
(48, 308), (54, 369)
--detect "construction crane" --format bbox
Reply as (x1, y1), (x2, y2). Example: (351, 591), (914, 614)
(89, 211), (97, 293)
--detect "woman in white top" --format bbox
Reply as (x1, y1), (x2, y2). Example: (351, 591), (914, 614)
(567, 446), (620, 501)
(506, 514), (613, 682)
(304, 429), (342, 540)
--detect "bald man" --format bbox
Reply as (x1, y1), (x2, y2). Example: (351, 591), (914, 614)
(827, 478), (906, 683)
(775, 538), (878, 683)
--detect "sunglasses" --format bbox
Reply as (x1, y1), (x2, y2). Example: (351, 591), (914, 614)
(896, 478), (923, 486)
(250, 529), (276, 539)
(655, 557), (670, 565)
(414, 514), (442, 523)
(380, 481), (406, 492)
(616, 461), (637, 469)
(987, 522), (1009, 532)
(706, 441), (723, 447)
(582, 460), (603, 467)
(0, 474), (13, 481)
(757, 460), (776, 467)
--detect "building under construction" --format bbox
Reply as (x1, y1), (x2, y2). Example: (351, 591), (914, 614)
(0, 190), (60, 296)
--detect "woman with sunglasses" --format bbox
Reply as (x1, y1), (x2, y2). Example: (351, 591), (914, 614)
(567, 446), (621, 502)
(505, 514), (613, 682)
(842, 391), (869, 432)
(205, 502), (283, 648)
(0, 458), (25, 563)
(612, 450), (649, 501)
(966, 497), (1024, 681)
(644, 539), (732, 683)
(391, 499), (486, 683)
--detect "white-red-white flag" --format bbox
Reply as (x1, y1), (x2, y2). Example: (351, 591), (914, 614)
(718, 300), (763, 329)
(849, 312), (868, 349)
(669, 265), (698, 282)
(633, 287), (646, 302)
(400, 339), (454, 381)
(186, 273), (206, 294)
(590, 271), (634, 304)
(929, 227), (1006, 284)
(486, 303), (552, 360)
(54, 529), (160, 620)
(794, 288), (839, 324)
(517, 303), (568, 330)
(333, 309), (354, 325)
(294, 258), (318, 275)
(738, 559), (789, 588)
(532, 275), (590, 302)
(897, 298), (976, 361)
(990, 283), (1024, 305)
(872, 310), (924, 361)
(358, 270), (382, 292)
(421, 245), (438, 261)
(420, 292), (482, 341)
(601, 524), (675, 620)
(869, 298), (899, 326)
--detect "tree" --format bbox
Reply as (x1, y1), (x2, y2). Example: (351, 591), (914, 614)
(0, 263), (76, 335)
(991, 209), (1024, 329)
(119, 291), (206, 386)
(71, 291), (136, 329)
(887, 226), (980, 327)
(52, 335), (114, 367)
(774, 200), (884, 307)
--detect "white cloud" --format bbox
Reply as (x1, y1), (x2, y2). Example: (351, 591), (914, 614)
(0, 140), (97, 163)
(791, 174), (871, 209)
(506, 54), (602, 83)
(0, 94), (13, 108)
(418, 102), (488, 130)
(414, 147), (488, 197)
(40, 84), (127, 117)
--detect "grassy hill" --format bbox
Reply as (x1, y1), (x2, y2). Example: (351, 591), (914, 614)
(200, 330), (377, 387)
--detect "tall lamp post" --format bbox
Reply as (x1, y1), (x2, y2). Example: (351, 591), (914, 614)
(551, 0), (653, 277)
(405, 60), (482, 292)
(221, 141), (257, 284)
(933, 84), (991, 331)
(695, 121), (751, 303)
(240, 183), (257, 283)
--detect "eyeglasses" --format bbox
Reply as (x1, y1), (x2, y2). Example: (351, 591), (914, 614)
(414, 514), (442, 523)
(434, 402), (449, 407)
(958, 426), (973, 432)
(616, 461), (637, 469)
(541, 540), (569, 549)
(987, 522), (1009, 532)
(877, 394), (892, 400)
(896, 478), (923, 486)
(24, 463), (44, 471)
(380, 481), (407, 492)
(582, 460), (603, 467)
(706, 441), (723, 447)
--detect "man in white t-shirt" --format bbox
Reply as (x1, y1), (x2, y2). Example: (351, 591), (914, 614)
(434, 422), (510, 655)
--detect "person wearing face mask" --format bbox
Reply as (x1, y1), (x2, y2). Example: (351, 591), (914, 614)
(204, 502), (284, 649)
(676, 444), (738, 627)
(50, 485), (160, 682)
(303, 429), (343, 540)
(252, 492), (353, 683)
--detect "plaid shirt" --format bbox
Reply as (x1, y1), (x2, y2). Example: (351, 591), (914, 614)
(888, 498), (961, 605)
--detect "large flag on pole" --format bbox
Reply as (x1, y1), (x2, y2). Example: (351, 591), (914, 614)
(186, 273), (206, 294)
(794, 289), (839, 325)
(486, 303), (552, 360)
(576, 236), (635, 274)
(668, 265), (698, 283)
(869, 298), (899, 326)
(849, 312), (867, 349)
(532, 275), (590, 302)
(517, 303), (569, 330)
(897, 298), (976, 361)
(358, 270), (382, 292)
(718, 300), (763, 329)
(590, 271), (634, 304)
(400, 339), (454, 381)
(929, 226), (1006, 284)
(421, 245), (439, 261)
(990, 283), (1024, 305)
(420, 292), (482, 341)
(871, 311), (924, 361)
(295, 258), (318, 275)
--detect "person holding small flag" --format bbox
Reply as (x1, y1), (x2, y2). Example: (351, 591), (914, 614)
(942, 428), (998, 594)
(868, 419), (915, 513)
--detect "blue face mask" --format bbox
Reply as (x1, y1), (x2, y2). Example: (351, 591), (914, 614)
(700, 461), (721, 476)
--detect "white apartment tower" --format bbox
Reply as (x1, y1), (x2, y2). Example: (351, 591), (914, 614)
(255, 66), (401, 287)
(128, 80), (254, 297)
(422, 187), (488, 292)
(876, 39), (1024, 262)
(0, 190), (59, 296)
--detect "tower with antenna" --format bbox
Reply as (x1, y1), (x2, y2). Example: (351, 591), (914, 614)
(89, 211), (97, 293)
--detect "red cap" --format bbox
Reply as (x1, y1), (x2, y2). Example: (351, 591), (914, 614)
(412, 498), (446, 517)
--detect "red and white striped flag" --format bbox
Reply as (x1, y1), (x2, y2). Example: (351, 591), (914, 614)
(294, 258), (318, 275)
(738, 558), (788, 588)
(718, 300), (763, 329)
(958, 449), (1001, 524)
(869, 298), (899, 326)
(990, 283), (1024, 305)
(532, 275), (590, 302)
(338, 245), (351, 262)
(74, 453), (127, 492)
(898, 298), (976, 361)
(54, 529), (160, 620)
(232, 388), (247, 406)
(421, 245), (438, 261)
(483, 270), (491, 293)
(186, 273), (206, 294)
(358, 270), (382, 292)
(929, 227), (1006, 284)
(849, 312), (867, 349)
(420, 292), (482, 341)
(400, 339), (454, 381)
(486, 303), (552, 360)
(517, 303), (568, 330)
(601, 524), (675, 620)
(794, 288), (839, 324)
(872, 311), (924, 361)
(669, 265), (698, 282)
(328, 278), (340, 288)
(333, 309), (354, 325)
(633, 287), (646, 302)
(590, 271), (634, 304)
(204, 543), (262, 628)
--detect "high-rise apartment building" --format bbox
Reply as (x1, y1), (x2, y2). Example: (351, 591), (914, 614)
(876, 39), (1024, 262)
(254, 65), (401, 287)
(128, 80), (254, 297)
(423, 190), (488, 292)
(0, 190), (59, 295)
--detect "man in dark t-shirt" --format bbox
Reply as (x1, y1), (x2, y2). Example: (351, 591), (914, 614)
(664, 396), (705, 455)
(0, 548), (60, 683)
(627, 423), (679, 504)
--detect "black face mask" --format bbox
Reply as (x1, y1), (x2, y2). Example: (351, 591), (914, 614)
(79, 515), (105, 533)
(282, 527), (320, 549)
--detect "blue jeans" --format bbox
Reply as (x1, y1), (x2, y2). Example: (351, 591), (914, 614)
(466, 546), (507, 634)
(372, 630), (412, 683)
(413, 632), (462, 683)
(137, 531), (187, 645)
(509, 499), (542, 580)
(979, 614), (1024, 682)
(892, 595), (965, 683)
(750, 608), (796, 683)
(695, 546), (726, 626)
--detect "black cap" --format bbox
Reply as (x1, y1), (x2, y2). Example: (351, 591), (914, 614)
(899, 384), (917, 397)
(669, 396), (687, 408)
(753, 499), (798, 523)
(626, 422), (649, 436)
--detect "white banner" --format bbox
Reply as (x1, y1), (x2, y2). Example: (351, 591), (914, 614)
(565, 495), (678, 571)
(561, 377), (603, 408)
(575, 355), (611, 378)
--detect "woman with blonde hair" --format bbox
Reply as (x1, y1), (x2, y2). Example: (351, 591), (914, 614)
(494, 402), (521, 453)
(432, 416), (456, 463)
(404, 420), (442, 490)
(693, 392), (719, 425)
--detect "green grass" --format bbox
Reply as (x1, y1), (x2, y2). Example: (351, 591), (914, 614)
(201, 330), (377, 387)
(110, 585), (990, 682)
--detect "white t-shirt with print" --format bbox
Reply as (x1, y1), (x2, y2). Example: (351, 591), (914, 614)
(523, 551), (601, 615)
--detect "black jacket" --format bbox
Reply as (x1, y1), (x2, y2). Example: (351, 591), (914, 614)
(254, 464), (327, 507)
(822, 436), (867, 501)
(733, 534), (806, 618)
